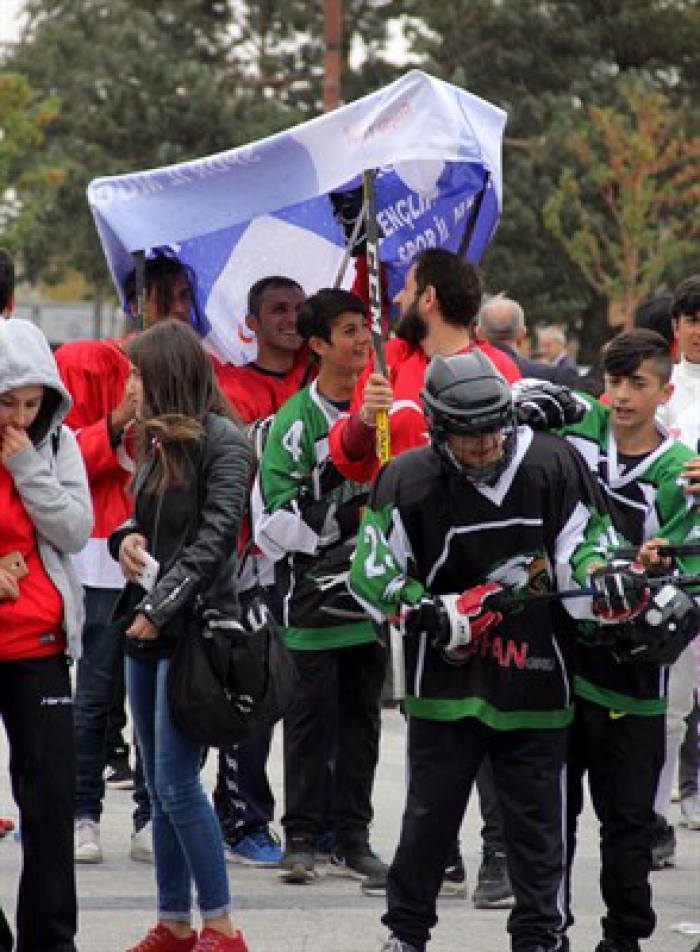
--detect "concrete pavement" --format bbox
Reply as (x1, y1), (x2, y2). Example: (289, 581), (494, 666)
(0, 709), (698, 951)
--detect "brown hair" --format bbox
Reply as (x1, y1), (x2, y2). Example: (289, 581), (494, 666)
(603, 329), (673, 384)
(126, 319), (238, 493)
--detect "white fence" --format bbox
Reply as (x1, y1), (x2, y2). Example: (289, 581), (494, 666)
(13, 302), (125, 345)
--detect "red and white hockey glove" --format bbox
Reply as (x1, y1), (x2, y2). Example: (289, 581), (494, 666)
(589, 561), (650, 624)
(433, 584), (504, 663)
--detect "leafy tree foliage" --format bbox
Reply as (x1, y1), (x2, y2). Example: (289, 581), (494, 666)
(399, 0), (700, 356)
(3, 0), (396, 296)
(0, 72), (62, 257)
(3, 0), (698, 356)
(227, 0), (398, 113)
(544, 78), (700, 328)
(4, 0), (293, 290)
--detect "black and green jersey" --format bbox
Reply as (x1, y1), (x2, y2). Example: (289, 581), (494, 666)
(563, 395), (700, 715)
(348, 428), (613, 729)
(252, 381), (376, 651)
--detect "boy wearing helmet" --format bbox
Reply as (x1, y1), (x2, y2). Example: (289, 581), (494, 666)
(349, 350), (648, 952)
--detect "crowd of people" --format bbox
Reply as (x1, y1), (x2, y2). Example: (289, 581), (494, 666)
(0, 240), (698, 952)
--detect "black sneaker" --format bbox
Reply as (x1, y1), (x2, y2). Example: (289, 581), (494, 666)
(329, 845), (388, 882)
(363, 850), (467, 899)
(650, 815), (675, 870)
(103, 758), (135, 790)
(471, 850), (514, 908)
(595, 938), (641, 952)
(440, 851), (467, 899)
(278, 839), (317, 884)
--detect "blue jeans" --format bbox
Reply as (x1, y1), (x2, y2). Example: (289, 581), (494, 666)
(126, 654), (231, 921)
(74, 587), (127, 820)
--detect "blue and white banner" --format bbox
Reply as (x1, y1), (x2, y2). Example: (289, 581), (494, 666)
(88, 70), (507, 364)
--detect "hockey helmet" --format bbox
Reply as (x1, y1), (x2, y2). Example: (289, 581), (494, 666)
(421, 350), (516, 485)
(610, 583), (699, 665)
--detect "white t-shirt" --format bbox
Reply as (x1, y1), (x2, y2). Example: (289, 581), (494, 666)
(659, 357), (700, 452)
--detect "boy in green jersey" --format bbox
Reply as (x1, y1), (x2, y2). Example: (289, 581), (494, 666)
(253, 289), (387, 886)
(556, 330), (699, 952)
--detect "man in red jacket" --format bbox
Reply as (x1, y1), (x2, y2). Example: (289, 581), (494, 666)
(57, 255), (192, 865)
(214, 275), (309, 422)
(329, 248), (520, 484)
(213, 275), (316, 868)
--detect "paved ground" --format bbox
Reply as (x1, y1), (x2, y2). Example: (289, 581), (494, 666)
(0, 708), (698, 951)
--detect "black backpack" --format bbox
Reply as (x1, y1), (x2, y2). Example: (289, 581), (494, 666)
(167, 599), (297, 747)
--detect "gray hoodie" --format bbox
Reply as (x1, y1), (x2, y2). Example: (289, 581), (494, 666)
(0, 319), (93, 658)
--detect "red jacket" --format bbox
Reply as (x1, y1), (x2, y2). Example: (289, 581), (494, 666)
(329, 338), (521, 483)
(214, 349), (315, 424)
(55, 338), (133, 589)
(0, 466), (65, 660)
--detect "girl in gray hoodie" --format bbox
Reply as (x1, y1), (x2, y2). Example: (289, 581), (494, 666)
(0, 319), (92, 952)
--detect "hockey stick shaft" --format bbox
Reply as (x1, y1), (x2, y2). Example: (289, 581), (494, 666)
(362, 170), (391, 465)
(613, 543), (700, 560)
(494, 572), (700, 612)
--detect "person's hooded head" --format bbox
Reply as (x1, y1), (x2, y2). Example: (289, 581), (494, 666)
(0, 320), (72, 446)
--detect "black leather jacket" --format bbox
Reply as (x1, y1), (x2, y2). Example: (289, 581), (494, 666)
(109, 413), (253, 644)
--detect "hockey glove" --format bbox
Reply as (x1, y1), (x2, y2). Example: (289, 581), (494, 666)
(589, 561), (651, 624)
(432, 584), (504, 663)
(513, 380), (587, 430)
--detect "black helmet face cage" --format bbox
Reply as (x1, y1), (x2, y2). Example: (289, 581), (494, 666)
(427, 404), (517, 487)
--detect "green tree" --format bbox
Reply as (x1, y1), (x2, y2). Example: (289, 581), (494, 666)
(544, 80), (700, 329)
(396, 0), (700, 356)
(0, 72), (62, 256)
(228, 0), (399, 114)
(5, 0), (287, 291)
(4, 0), (398, 296)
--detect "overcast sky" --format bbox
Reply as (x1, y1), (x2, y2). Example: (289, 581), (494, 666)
(0, 0), (25, 43)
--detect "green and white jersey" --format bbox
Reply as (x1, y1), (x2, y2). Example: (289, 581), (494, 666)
(252, 381), (376, 651)
(563, 395), (700, 715)
(349, 429), (613, 729)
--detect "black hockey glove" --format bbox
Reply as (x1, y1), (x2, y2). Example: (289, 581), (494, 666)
(589, 561), (651, 624)
(513, 380), (587, 430)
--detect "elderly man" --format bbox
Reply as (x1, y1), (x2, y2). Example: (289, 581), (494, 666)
(537, 325), (581, 386)
(476, 297), (575, 384)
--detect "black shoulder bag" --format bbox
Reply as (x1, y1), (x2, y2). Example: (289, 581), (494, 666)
(165, 430), (297, 747)
(167, 598), (297, 747)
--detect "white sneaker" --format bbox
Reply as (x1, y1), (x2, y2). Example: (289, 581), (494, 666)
(680, 794), (700, 830)
(75, 819), (102, 864)
(130, 821), (154, 863)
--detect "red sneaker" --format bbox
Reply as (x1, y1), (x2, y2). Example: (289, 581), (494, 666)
(127, 923), (197, 952)
(194, 929), (249, 952)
